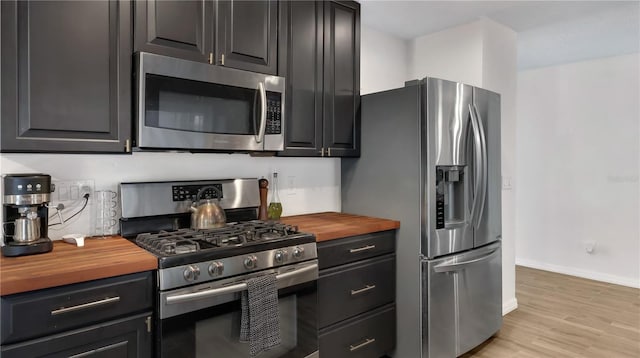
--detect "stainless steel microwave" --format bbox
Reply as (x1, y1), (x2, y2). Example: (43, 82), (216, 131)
(134, 52), (285, 152)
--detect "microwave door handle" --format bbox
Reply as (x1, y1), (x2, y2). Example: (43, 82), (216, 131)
(255, 82), (267, 144)
(165, 263), (318, 305)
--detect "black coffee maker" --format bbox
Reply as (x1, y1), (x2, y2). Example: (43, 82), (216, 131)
(2, 174), (54, 257)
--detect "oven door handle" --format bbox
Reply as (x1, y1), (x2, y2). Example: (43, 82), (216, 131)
(165, 263), (318, 305)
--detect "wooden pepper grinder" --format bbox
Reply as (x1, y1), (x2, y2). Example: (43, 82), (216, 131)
(258, 178), (269, 220)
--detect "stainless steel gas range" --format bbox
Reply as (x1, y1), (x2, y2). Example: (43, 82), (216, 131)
(119, 179), (319, 358)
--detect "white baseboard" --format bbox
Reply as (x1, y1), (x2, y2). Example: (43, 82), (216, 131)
(516, 258), (640, 288)
(502, 297), (518, 315)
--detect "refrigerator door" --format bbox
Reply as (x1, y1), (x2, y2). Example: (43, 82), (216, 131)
(471, 88), (502, 247)
(421, 241), (502, 357)
(423, 78), (474, 258)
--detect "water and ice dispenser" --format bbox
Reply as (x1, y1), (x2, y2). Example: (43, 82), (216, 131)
(435, 166), (468, 230)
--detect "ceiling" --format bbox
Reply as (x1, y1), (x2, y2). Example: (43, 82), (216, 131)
(360, 1), (640, 69)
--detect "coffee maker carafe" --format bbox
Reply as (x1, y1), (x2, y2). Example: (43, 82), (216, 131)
(2, 174), (54, 257)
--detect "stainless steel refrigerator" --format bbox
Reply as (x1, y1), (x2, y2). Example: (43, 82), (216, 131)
(342, 78), (502, 358)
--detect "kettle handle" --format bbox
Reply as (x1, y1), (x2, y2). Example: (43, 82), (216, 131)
(195, 186), (223, 202)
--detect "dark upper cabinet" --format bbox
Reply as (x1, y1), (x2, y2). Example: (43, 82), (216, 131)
(279, 0), (360, 157)
(323, 0), (360, 157)
(0, 0), (132, 153)
(134, 0), (214, 63)
(216, 0), (278, 75)
(279, 1), (324, 156)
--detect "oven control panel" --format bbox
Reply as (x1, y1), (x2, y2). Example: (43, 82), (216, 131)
(158, 242), (318, 291)
(172, 184), (223, 202)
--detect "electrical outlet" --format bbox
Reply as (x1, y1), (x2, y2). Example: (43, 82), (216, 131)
(53, 180), (94, 202)
(583, 240), (597, 254)
(502, 176), (513, 190)
(49, 179), (95, 240)
(287, 176), (296, 196)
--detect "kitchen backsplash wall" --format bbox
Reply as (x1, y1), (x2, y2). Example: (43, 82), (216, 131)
(0, 153), (340, 240)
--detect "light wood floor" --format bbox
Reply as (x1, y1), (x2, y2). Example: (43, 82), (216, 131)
(462, 266), (640, 357)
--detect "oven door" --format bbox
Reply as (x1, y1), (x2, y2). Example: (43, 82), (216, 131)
(158, 261), (318, 358)
(135, 52), (285, 152)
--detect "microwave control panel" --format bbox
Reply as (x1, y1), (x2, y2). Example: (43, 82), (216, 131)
(265, 92), (282, 135)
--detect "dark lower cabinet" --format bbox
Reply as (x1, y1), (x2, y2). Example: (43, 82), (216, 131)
(317, 230), (396, 358)
(319, 305), (396, 358)
(0, 272), (154, 357)
(217, 0), (278, 75)
(279, 0), (360, 157)
(0, 0), (132, 153)
(134, 0), (214, 63)
(1, 313), (152, 358)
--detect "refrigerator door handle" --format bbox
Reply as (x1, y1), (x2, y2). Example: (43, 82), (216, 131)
(471, 103), (488, 228)
(468, 104), (484, 228)
(433, 248), (499, 273)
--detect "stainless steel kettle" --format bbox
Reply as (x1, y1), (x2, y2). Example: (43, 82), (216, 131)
(190, 186), (226, 230)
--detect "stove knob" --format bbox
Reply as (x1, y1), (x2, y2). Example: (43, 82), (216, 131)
(274, 250), (286, 264)
(208, 262), (224, 276)
(244, 255), (258, 269)
(292, 247), (304, 259)
(183, 265), (200, 281)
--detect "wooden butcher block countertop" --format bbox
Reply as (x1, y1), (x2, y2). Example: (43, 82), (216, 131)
(0, 236), (157, 296)
(280, 212), (400, 242)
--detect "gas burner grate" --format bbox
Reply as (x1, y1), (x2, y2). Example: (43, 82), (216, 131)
(136, 230), (202, 256)
(134, 221), (301, 257)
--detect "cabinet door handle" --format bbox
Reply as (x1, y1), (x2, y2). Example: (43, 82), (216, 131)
(69, 341), (128, 358)
(51, 296), (120, 316)
(349, 244), (375, 253)
(350, 284), (376, 296)
(349, 338), (376, 351)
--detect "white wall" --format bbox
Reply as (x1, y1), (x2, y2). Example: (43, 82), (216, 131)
(408, 21), (484, 86)
(0, 153), (340, 239)
(361, 25), (409, 94)
(516, 53), (640, 287)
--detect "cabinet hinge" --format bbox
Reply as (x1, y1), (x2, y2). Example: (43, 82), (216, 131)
(145, 316), (152, 333)
(220, 53), (225, 66)
(208, 52), (214, 65)
(125, 139), (131, 153)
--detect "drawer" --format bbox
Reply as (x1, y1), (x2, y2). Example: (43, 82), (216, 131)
(319, 304), (396, 358)
(318, 230), (395, 269)
(1, 312), (152, 358)
(318, 254), (395, 328)
(1, 271), (153, 345)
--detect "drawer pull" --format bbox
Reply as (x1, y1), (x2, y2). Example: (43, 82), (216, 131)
(349, 244), (376, 253)
(51, 296), (120, 316)
(350, 284), (376, 296)
(349, 338), (376, 352)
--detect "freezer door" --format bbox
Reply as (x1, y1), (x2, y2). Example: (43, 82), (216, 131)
(423, 78), (474, 258)
(471, 88), (502, 248)
(422, 242), (502, 357)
